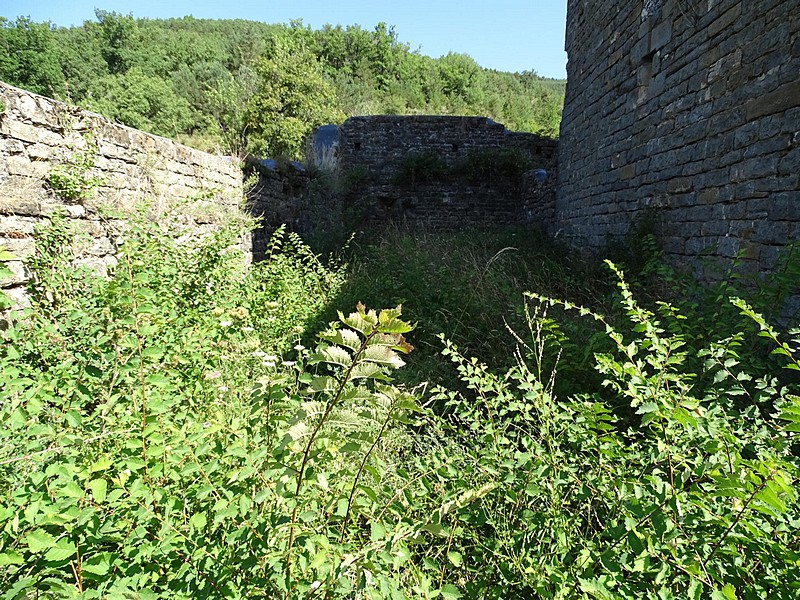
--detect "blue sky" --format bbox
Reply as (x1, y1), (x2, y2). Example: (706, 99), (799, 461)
(1, 1), (568, 78)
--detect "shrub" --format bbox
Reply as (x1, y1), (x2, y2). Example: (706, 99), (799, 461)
(420, 263), (800, 598)
(392, 150), (449, 187)
(450, 147), (537, 184)
(45, 133), (106, 201)
(1, 211), (798, 599)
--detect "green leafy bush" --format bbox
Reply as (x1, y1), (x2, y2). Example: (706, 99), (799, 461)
(45, 134), (106, 201)
(1, 211), (798, 598)
(392, 147), (539, 190)
(450, 147), (538, 184)
(417, 263), (800, 598)
(0, 247), (15, 310)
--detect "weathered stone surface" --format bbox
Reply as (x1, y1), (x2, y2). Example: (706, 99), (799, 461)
(558, 0), (799, 279)
(6, 156), (48, 178)
(745, 80), (800, 120)
(332, 116), (557, 231)
(0, 197), (42, 216)
(0, 80), (247, 307)
(0, 260), (27, 287)
(0, 215), (38, 235)
(0, 236), (35, 258)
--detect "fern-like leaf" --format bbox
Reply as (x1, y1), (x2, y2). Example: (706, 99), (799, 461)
(309, 376), (338, 393)
(338, 304), (379, 334)
(319, 345), (353, 368)
(319, 328), (362, 351)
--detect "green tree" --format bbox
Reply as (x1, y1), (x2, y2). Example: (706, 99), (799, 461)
(85, 67), (193, 137)
(0, 16), (65, 96)
(93, 9), (139, 74)
(3, 13), (565, 144)
(438, 52), (485, 107)
(244, 32), (344, 158)
(53, 23), (108, 102)
(207, 64), (260, 157)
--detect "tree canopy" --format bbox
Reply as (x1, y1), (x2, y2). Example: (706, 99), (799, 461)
(0, 11), (566, 158)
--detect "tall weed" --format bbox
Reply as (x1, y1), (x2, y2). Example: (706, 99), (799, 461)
(1, 214), (798, 599)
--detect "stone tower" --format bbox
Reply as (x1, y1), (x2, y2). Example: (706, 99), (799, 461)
(557, 0), (799, 277)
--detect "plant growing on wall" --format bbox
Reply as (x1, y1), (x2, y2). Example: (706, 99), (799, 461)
(392, 150), (449, 187)
(0, 247), (15, 310)
(451, 147), (538, 184)
(46, 132), (106, 201)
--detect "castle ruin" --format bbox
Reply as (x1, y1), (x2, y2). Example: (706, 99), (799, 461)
(556, 0), (799, 277)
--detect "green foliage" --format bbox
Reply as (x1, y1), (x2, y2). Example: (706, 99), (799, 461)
(45, 133), (106, 201)
(93, 10), (139, 75)
(0, 209), (352, 596)
(438, 52), (485, 105)
(1, 210), (799, 598)
(1, 12), (564, 155)
(0, 16), (65, 97)
(0, 247), (15, 310)
(392, 148), (538, 189)
(328, 227), (604, 387)
(392, 150), (450, 187)
(339, 164), (372, 190)
(206, 64), (260, 158)
(451, 147), (539, 184)
(84, 67), (193, 138)
(419, 266), (800, 598)
(243, 29), (345, 159)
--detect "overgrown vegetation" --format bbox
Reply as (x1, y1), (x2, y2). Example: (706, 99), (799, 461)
(393, 148), (541, 188)
(1, 212), (798, 597)
(45, 133), (106, 201)
(0, 13), (565, 158)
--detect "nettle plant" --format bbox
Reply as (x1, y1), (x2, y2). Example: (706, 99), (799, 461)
(46, 132), (107, 202)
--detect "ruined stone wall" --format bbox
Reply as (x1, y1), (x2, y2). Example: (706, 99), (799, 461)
(0, 81), (244, 306)
(337, 116), (557, 230)
(557, 0), (799, 277)
(245, 168), (311, 261)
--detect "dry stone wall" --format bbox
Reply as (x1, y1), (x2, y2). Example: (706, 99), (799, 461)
(337, 116), (558, 230)
(0, 81), (244, 306)
(557, 0), (799, 277)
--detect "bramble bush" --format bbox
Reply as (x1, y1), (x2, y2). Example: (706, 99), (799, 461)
(1, 213), (799, 598)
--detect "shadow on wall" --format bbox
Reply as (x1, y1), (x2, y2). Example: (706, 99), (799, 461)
(243, 115), (560, 257)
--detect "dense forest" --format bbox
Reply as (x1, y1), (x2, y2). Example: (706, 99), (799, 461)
(0, 11), (565, 158)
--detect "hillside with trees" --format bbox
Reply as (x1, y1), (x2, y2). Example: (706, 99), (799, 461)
(0, 11), (566, 158)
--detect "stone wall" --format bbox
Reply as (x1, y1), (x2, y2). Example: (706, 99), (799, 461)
(337, 116), (558, 230)
(0, 81), (244, 306)
(245, 166), (311, 261)
(557, 0), (799, 277)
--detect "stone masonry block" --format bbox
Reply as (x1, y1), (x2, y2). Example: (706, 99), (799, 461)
(0, 260), (28, 287)
(5, 156), (49, 179)
(4, 120), (63, 145)
(779, 148), (800, 175)
(708, 3), (743, 39)
(650, 20), (672, 52)
(745, 80), (800, 120)
(731, 156), (779, 181)
(0, 197), (43, 217)
(0, 236), (35, 259)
